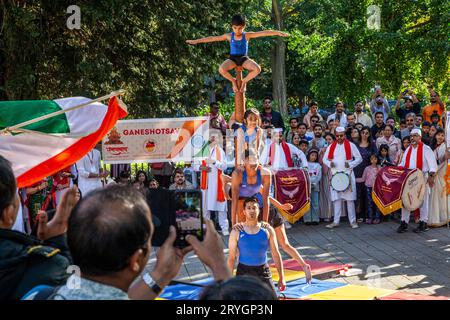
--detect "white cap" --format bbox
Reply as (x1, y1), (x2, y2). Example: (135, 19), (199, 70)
(411, 128), (422, 136)
(335, 126), (346, 133)
(273, 128), (283, 133)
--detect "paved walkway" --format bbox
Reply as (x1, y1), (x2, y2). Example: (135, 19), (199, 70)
(146, 221), (450, 297)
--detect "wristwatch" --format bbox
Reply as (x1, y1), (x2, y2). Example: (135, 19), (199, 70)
(143, 273), (163, 295)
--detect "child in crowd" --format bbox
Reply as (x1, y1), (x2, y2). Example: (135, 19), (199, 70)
(378, 144), (394, 167)
(395, 136), (410, 165)
(303, 148), (322, 225)
(356, 154), (381, 224)
(299, 140), (309, 157)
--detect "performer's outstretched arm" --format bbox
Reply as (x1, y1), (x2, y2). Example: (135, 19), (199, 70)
(186, 34), (228, 45)
(246, 30), (289, 39)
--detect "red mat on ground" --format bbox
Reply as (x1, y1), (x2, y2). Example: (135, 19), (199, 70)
(378, 292), (450, 300)
(270, 259), (350, 275)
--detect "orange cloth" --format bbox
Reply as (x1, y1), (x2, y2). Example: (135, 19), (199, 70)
(200, 146), (225, 202)
(423, 103), (444, 125)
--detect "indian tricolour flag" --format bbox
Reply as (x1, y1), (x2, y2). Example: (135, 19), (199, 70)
(0, 94), (127, 187)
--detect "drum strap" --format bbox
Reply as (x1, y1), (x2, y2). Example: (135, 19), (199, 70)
(405, 142), (423, 170)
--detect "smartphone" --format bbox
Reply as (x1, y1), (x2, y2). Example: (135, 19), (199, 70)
(173, 190), (204, 248)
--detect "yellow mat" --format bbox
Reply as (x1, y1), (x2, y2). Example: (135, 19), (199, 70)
(270, 267), (305, 282)
(305, 285), (395, 300)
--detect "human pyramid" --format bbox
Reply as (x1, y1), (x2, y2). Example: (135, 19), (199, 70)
(186, 13), (448, 295)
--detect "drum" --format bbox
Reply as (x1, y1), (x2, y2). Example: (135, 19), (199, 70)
(372, 167), (426, 215)
(331, 172), (350, 192)
(401, 169), (426, 211)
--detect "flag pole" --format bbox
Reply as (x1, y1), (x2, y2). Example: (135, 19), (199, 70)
(1, 89), (125, 135)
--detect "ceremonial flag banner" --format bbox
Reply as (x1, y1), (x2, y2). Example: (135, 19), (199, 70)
(0, 95), (127, 188)
(273, 169), (310, 223)
(102, 117), (209, 164)
(372, 166), (415, 215)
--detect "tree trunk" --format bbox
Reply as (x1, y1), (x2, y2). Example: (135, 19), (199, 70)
(271, 0), (287, 117)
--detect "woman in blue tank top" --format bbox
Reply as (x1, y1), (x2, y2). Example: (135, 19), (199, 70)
(228, 197), (286, 295)
(186, 14), (289, 93)
(231, 152), (271, 225)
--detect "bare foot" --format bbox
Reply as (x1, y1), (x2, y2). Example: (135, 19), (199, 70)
(240, 81), (247, 93)
(232, 80), (239, 93)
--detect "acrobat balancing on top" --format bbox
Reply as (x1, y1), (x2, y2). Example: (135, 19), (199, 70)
(186, 14), (289, 93)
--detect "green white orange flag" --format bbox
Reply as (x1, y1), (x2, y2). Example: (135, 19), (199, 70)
(0, 94), (127, 187)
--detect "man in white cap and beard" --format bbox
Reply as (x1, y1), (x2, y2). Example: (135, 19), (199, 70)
(260, 127), (307, 230)
(323, 127), (362, 229)
(397, 128), (437, 233)
(260, 128), (308, 169)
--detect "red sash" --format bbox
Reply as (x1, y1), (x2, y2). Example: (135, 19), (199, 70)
(200, 146), (225, 202)
(405, 142), (423, 170)
(328, 139), (352, 161)
(268, 142), (293, 167)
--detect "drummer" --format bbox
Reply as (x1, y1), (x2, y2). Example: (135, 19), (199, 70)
(322, 127), (363, 229)
(397, 128), (437, 233)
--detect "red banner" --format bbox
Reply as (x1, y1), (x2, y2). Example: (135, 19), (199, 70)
(273, 169), (310, 223)
(372, 166), (413, 215)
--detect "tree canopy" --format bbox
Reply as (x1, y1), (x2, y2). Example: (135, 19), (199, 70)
(1, 0), (448, 117)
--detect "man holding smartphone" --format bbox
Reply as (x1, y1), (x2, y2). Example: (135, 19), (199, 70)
(227, 197), (285, 295)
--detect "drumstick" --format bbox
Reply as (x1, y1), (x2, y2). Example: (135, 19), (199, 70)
(408, 192), (413, 206)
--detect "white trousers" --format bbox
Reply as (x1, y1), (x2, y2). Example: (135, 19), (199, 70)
(333, 200), (356, 224)
(401, 184), (430, 223)
(204, 210), (229, 232)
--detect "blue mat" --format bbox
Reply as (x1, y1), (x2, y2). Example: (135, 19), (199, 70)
(160, 277), (348, 300)
(159, 283), (204, 300)
(277, 278), (347, 299)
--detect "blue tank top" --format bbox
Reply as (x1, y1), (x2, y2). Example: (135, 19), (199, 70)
(230, 32), (248, 56)
(239, 169), (263, 207)
(237, 228), (269, 266)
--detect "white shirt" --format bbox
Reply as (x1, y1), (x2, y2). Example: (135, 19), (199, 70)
(353, 112), (373, 127)
(260, 142), (308, 169)
(322, 141), (362, 201)
(76, 149), (103, 196)
(327, 112), (348, 128)
(400, 143), (437, 173)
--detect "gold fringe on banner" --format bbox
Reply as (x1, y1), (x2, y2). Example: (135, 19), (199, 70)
(372, 191), (402, 216)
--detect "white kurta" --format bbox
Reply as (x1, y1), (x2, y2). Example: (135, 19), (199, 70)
(400, 143), (437, 173)
(399, 142), (437, 222)
(196, 145), (228, 212)
(323, 141), (362, 201)
(260, 142), (308, 169)
(76, 149), (103, 197)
